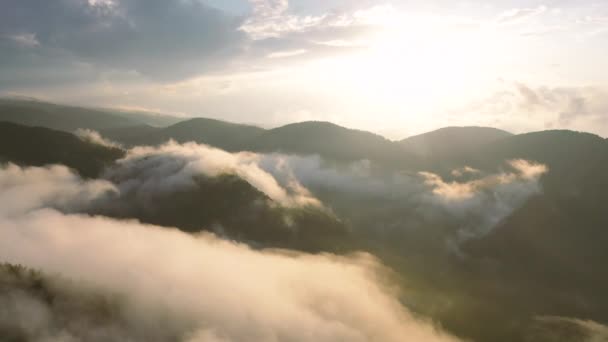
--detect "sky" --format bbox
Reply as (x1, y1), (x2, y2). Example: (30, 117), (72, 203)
(1, 0), (607, 138)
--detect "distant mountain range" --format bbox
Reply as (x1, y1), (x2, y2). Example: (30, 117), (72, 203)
(2, 98), (608, 342)
(0, 121), (123, 177)
(0, 98), (543, 165)
(0, 98), (181, 132)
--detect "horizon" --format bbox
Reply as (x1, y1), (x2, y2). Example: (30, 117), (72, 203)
(2, 95), (606, 141)
(1, 0), (607, 138)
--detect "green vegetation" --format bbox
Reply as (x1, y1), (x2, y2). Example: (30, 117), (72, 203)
(0, 122), (124, 177)
(1, 101), (608, 342)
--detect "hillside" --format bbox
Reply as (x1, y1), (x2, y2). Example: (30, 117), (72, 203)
(100, 124), (163, 145)
(106, 117), (266, 151)
(0, 98), (181, 132)
(98, 108), (183, 127)
(2, 104), (608, 342)
(0, 122), (124, 177)
(400, 126), (512, 165)
(250, 121), (409, 163)
(440, 130), (608, 341)
(104, 119), (420, 164)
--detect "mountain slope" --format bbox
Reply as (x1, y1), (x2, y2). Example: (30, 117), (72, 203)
(0, 98), (181, 132)
(400, 126), (512, 162)
(105, 119), (419, 164)
(0, 122), (124, 177)
(250, 121), (410, 163)
(109, 118), (266, 151)
(100, 124), (163, 146)
(444, 130), (608, 341)
(98, 108), (183, 127)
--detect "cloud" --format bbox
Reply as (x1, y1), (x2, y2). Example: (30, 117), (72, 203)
(497, 6), (548, 24)
(105, 141), (320, 208)
(514, 83), (608, 129)
(267, 49), (308, 58)
(248, 0), (289, 19)
(257, 154), (551, 248)
(419, 160), (548, 241)
(529, 316), (608, 342)
(0, 0), (384, 95)
(451, 166), (481, 178)
(259, 154), (423, 200)
(241, 0), (386, 59)
(0, 0), (247, 81)
(75, 128), (123, 149)
(0, 163), (116, 217)
(241, 0), (324, 40)
(4, 33), (40, 47)
(0, 163), (460, 342)
(456, 82), (608, 137)
(420, 159), (547, 201)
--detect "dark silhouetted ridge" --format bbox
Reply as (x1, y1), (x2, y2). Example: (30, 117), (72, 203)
(250, 121), (407, 162)
(0, 121), (124, 177)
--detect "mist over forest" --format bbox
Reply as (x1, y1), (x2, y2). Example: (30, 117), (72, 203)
(2, 0), (608, 341)
(0, 99), (607, 342)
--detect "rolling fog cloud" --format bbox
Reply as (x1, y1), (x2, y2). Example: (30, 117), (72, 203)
(420, 160), (547, 201)
(0, 163), (116, 217)
(420, 159), (548, 241)
(0, 163), (460, 342)
(259, 154), (424, 200)
(258, 154), (548, 242)
(530, 316), (608, 342)
(104, 141), (320, 208)
(75, 128), (123, 149)
(94, 135), (549, 244)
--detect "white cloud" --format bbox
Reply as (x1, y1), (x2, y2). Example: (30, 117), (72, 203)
(454, 82), (608, 137)
(0, 163), (116, 217)
(451, 166), (481, 178)
(75, 128), (123, 149)
(0, 163), (461, 342)
(497, 6), (548, 24)
(105, 141), (320, 207)
(419, 160), (548, 240)
(6, 33), (39, 47)
(420, 159), (547, 201)
(267, 49), (308, 58)
(532, 316), (608, 342)
(259, 154), (423, 199)
(240, 1), (389, 40)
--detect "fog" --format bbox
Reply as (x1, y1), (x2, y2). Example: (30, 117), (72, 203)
(0, 163), (459, 342)
(105, 141), (320, 208)
(258, 154), (549, 241)
(75, 128), (123, 149)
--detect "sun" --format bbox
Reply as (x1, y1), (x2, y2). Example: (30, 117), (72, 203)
(306, 10), (491, 112)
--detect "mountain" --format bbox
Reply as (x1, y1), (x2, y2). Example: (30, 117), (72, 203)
(442, 131), (608, 341)
(465, 132), (608, 281)
(103, 118), (266, 151)
(105, 119), (419, 164)
(0, 122), (124, 177)
(400, 126), (512, 163)
(249, 121), (410, 163)
(278, 127), (608, 342)
(91, 172), (350, 253)
(0, 263), (129, 341)
(97, 108), (183, 127)
(99, 124), (162, 146)
(0, 99), (513, 167)
(473, 130), (607, 183)
(3, 101), (608, 342)
(0, 98), (181, 132)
